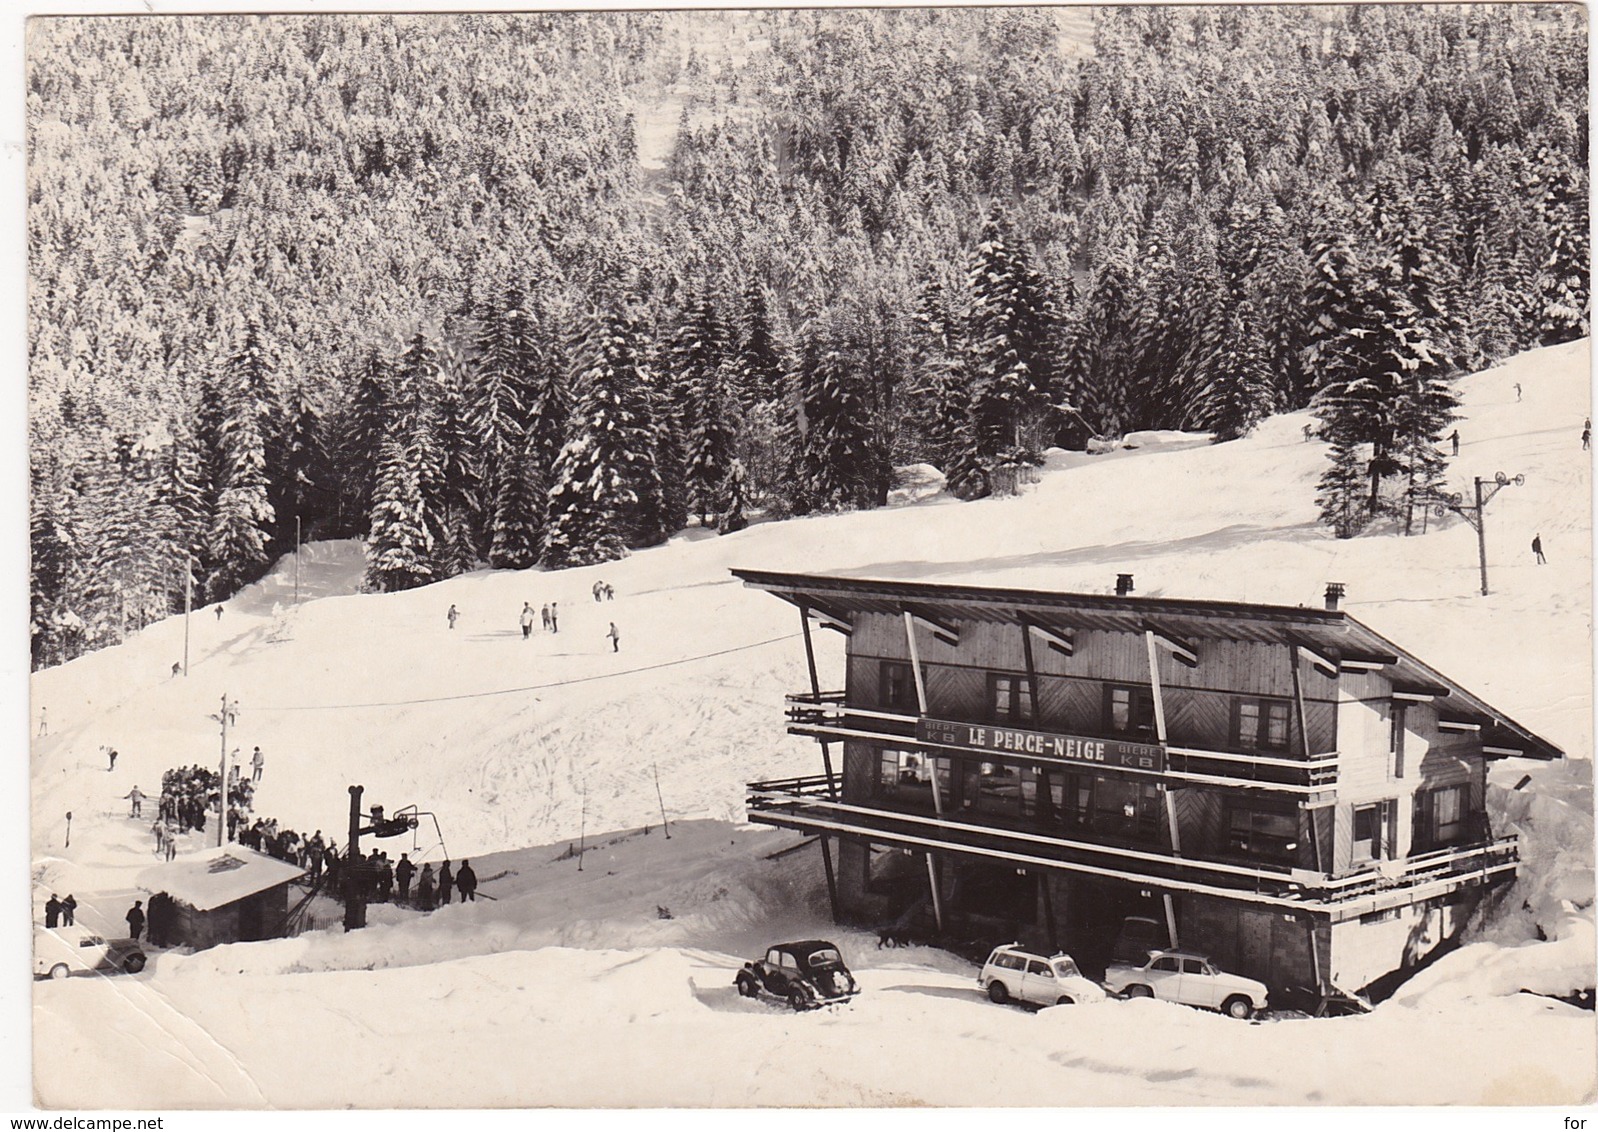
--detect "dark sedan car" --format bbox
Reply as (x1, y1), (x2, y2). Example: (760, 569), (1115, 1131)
(735, 940), (858, 1010)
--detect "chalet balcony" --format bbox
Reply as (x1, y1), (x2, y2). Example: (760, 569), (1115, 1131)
(745, 776), (1520, 914)
(784, 691), (1341, 796)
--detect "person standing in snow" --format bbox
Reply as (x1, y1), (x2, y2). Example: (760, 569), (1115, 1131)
(396, 853), (415, 904)
(540, 603), (551, 632)
(550, 602), (559, 633)
(604, 583), (614, 601)
(152, 819), (165, 856)
(1583, 421), (1591, 451)
(456, 859), (478, 902)
(61, 895), (76, 926)
(163, 817), (177, 860)
(447, 604), (460, 630)
(593, 581), (604, 603)
(251, 746), (265, 783)
(215, 605), (224, 621)
(521, 603), (536, 639)
(1302, 423), (1312, 443)
(1515, 382), (1522, 402)
(1532, 534), (1547, 565)
(1448, 429), (1459, 456)
(417, 864), (435, 911)
(437, 860), (453, 906)
(37, 707), (47, 736)
(125, 900), (145, 942)
(124, 786), (146, 818)
(606, 622), (620, 653)
(44, 895), (61, 929)
(377, 854), (394, 903)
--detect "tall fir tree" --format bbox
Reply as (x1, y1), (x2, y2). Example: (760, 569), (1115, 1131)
(543, 308), (665, 567)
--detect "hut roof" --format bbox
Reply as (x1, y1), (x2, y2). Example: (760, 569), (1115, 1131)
(137, 845), (304, 912)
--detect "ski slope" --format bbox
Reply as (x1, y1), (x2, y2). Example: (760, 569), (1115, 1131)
(28, 339), (1596, 1107)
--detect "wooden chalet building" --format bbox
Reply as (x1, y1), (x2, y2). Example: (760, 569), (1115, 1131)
(734, 569), (1562, 999)
(137, 845), (306, 950)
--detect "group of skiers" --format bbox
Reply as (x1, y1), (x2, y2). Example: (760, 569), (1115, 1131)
(238, 818), (327, 872)
(346, 851), (478, 910)
(149, 815), (179, 861)
(591, 580), (616, 602)
(518, 601), (560, 637)
(41, 894), (77, 928)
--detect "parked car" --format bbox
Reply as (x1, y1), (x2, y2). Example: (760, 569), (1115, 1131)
(1103, 948), (1268, 1019)
(978, 943), (1107, 1007)
(34, 925), (147, 980)
(735, 940), (858, 1010)
(1110, 914), (1170, 964)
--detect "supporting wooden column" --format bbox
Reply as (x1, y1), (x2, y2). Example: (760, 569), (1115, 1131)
(1040, 872), (1058, 950)
(924, 852), (944, 933)
(905, 610), (943, 931)
(1289, 646), (1325, 873)
(819, 835), (840, 923)
(1020, 621), (1042, 723)
(799, 603), (839, 800)
(1145, 630), (1181, 855)
(1162, 893), (1180, 949)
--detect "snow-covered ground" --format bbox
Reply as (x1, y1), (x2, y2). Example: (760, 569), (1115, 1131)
(26, 340), (1596, 1107)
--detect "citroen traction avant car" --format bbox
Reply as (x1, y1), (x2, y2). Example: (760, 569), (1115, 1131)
(1103, 948), (1268, 1019)
(978, 943), (1108, 1007)
(34, 925), (147, 980)
(735, 940), (859, 1010)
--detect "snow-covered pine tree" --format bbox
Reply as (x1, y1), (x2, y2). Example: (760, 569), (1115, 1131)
(783, 310), (880, 514)
(671, 296), (736, 525)
(964, 213), (1058, 494)
(338, 349), (392, 533)
(1194, 300), (1276, 442)
(488, 449), (546, 569)
(733, 280), (784, 409)
(1317, 438), (1371, 538)
(1535, 157), (1590, 345)
(432, 366), (481, 577)
(364, 433), (433, 592)
(468, 283), (534, 549)
(542, 308), (664, 567)
(716, 458), (749, 533)
(207, 327), (278, 596)
(389, 332), (449, 557)
(275, 381), (326, 547)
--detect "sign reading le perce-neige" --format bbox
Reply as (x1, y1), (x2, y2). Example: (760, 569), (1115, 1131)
(915, 718), (1166, 772)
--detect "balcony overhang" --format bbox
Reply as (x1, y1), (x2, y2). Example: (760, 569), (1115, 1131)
(746, 784), (1520, 917)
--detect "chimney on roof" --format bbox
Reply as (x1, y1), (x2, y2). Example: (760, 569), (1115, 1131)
(1324, 582), (1346, 611)
(1116, 573), (1135, 597)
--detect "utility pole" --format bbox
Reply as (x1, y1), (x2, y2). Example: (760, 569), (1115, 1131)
(1425, 472), (1524, 596)
(653, 763), (671, 839)
(210, 694), (238, 847)
(577, 786), (587, 871)
(182, 555), (192, 677)
(346, 785), (366, 931)
(294, 514), (301, 605)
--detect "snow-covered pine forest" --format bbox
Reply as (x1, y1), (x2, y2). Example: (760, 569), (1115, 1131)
(28, 7), (1589, 668)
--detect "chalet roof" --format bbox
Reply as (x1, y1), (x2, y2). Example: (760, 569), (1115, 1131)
(136, 845), (304, 912)
(732, 569), (1563, 760)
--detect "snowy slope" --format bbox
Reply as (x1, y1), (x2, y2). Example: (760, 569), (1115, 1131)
(28, 340), (1596, 1107)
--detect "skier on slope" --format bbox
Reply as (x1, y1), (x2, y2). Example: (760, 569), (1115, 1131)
(124, 786), (147, 818)
(456, 860), (478, 902)
(448, 604), (460, 630)
(520, 603), (536, 639)
(540, 603), (551, 632)
(607, 622), (620, 653)
(251, 746), (265, 783)
(1532, 534), (1547, 565)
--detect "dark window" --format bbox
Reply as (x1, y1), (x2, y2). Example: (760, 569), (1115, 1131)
(1226, 804), (1299, 863)
(1091, 777), (1162, 841)
(1058, 772), (1095, 830)
(1181, 958), (1205, 975)
(1352, 802), (1392, 861)
(877, 749), (947, 810)
(1026, 959), (1052, 977)
(1104, 685), (1156, 738)
(962, 760), (1024, 818)
(988, 672), (1035, 724)
(1233, 698), (1292, 751)
(1151, 956), (1179, 973)
(1413, 784), (1469, 851)
(879, 662), (918, 712)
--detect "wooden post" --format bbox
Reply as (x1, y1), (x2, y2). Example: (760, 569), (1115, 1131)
(1289, 646), (1326, 873)
(1162, 893), (1180, 949)
(799, 603), (838, 800)
(1145, 631), (1181, 855)
(1474, 477), (1490, 596)
(905, 611), (944, 932)
(1020, 622), (1042, 723)
(819, 836), (840, 922)
(344, 785), (365, 932)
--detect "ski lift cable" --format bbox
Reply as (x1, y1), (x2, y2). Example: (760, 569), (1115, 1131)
(253, 632), (804, 712)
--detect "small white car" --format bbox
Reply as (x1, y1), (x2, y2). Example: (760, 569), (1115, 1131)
(34, 925), (147, 980)
(1103, 948), (1267, 1019)
(978, 944), (1107, 1007)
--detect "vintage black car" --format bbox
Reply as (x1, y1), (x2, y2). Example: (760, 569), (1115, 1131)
(735, 940), (858, 1010)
